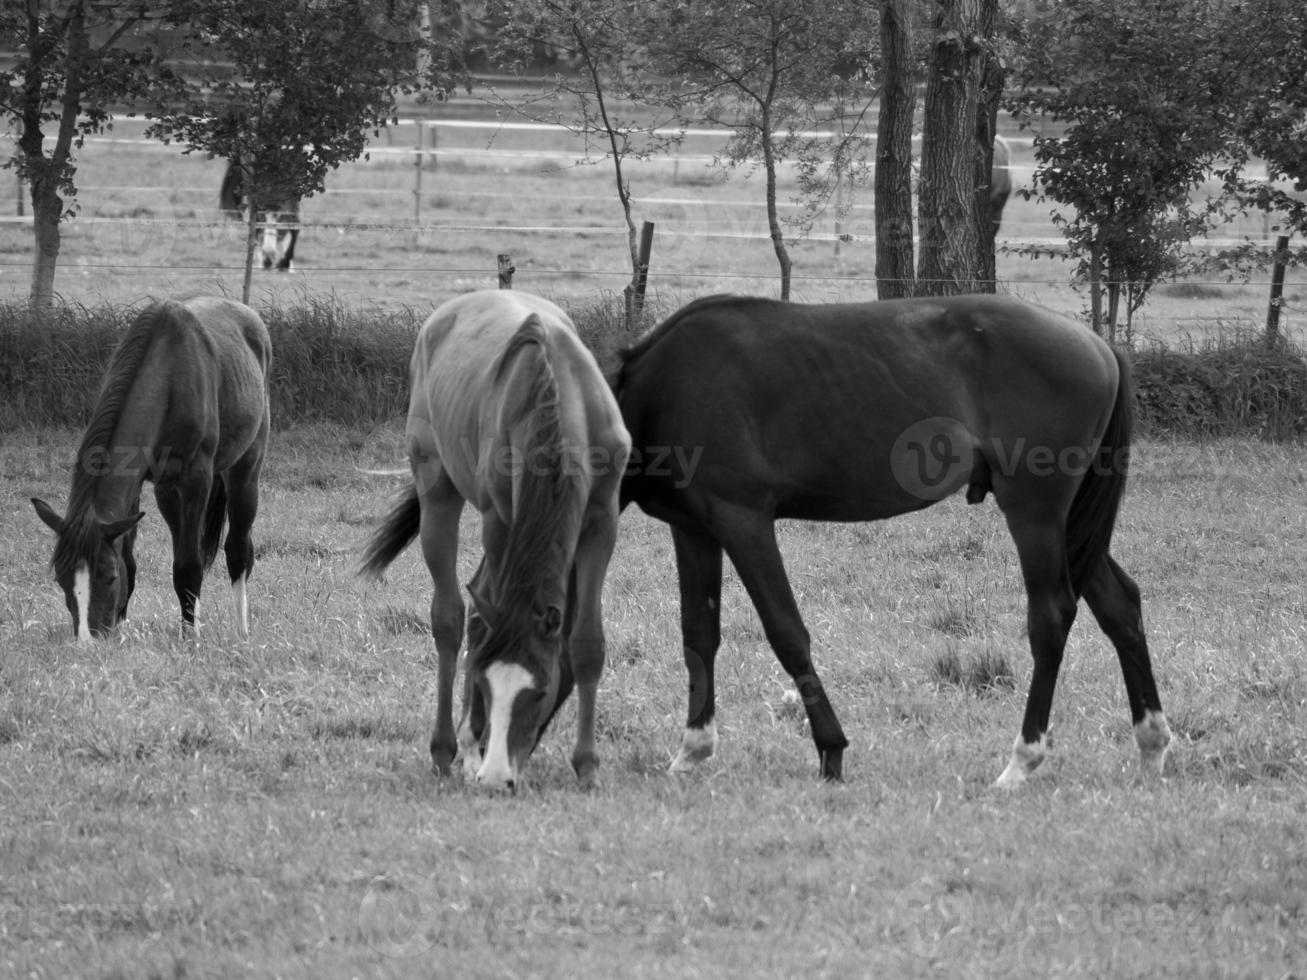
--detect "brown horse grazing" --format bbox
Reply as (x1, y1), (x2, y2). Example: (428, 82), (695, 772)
(359, 290), (630, 792)
(613, 293), (1172, 786)
(32, 297), (272, 641)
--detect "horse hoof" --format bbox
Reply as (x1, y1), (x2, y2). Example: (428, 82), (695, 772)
(819, 749), (844, 782)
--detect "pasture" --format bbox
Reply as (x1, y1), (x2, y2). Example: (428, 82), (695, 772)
(2, 110), (1307, 977)
(1, 114), (1304, 346)
(3, 426), (1306, 977)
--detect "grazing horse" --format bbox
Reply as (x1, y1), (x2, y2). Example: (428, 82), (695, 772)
(613, 293), (1172, 786)
(32, 296), (272, 641)
(220, 161), (300, 271)
(359, 290), (630, 791)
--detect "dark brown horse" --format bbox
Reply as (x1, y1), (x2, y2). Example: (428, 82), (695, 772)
(613, 293), (1171, 786)
(359, 290), (630, 791)
(32, 297), (272, 640)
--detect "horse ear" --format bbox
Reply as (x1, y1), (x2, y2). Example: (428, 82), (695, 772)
(31, 498), (65, 534)
(103, 512), (144, 542)
(535, 604), (563, 640)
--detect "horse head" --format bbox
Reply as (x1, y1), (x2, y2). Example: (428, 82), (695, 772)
(32, 498), (143, 641)
(462, 583), (571, 791)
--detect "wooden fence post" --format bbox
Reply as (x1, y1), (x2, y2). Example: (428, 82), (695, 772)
(414, 120), (424, 225)
(1266, 234), (1290, 346)
(497, 254), (515, 289)
(625, 221), (656, 323)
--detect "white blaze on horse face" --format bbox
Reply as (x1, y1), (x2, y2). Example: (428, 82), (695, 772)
(994, 732), (1047, 789)
(233, 573), (249, 638)
(476, 662), (534, 790)
(73, 563), (91, 643)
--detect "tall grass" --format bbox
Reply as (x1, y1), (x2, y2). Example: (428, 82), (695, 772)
(2, 298), (1306, 438)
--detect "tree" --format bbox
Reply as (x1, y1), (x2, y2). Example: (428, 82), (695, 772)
(147, 0), (453, 302)
(916, 0), (1002, 296)
(874, 0), (917, 299)
(1006, 0), (1249, 338)
(481, 0), (691, 321)
(645, 0), (879, 300)
(1, 0), (185, 309)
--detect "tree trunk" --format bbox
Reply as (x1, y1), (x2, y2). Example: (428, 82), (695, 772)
(28, 184), (63, 310)
(874, 0), (917, 300)
(917, 0), (987, 296)
(973, 0), (1003, 292)
(19, 3), (89, 310)
(761, 114), (792, 300)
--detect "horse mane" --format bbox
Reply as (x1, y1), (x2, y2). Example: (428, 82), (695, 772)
(474, 314), (584, 664)
(52, 302), (174, 574)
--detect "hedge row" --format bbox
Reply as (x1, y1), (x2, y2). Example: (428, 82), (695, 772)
(1, 299), (1304, 439)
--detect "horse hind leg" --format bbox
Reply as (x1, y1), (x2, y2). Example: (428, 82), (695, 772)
(1082, 554), (1172, 777)
(223, 442), (265, 639)
(669, 527), (724, 774)
(419, 473), (467, 777)
(995, 512), (1079, 788)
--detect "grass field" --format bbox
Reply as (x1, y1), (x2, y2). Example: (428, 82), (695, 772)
(3, 422), (1306, 977)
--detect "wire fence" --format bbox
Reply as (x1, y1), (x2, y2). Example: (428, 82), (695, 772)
(2, 118), (1303, 329)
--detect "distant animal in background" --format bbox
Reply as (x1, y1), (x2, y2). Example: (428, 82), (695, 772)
(32, 296), (272, 641)
(989, 134), (1013, 234)
(220, 161), (300, 271)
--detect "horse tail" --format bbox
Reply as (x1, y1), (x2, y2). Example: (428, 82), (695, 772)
(202, 475), (228, 571)
(357, 482), (421, 581)
(1065, 348), (1133, 596)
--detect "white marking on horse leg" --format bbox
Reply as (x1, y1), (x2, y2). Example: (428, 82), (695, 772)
(669, 721), (718, 773)
(475, 662), (533, 791)
(73, 564), (91, 643)
(1134, 709), (1172, 777)
(233, 574), (249, 638)
(994, 732), (1047, 789)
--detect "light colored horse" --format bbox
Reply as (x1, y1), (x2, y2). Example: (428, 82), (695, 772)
(360, 290), (630, 791)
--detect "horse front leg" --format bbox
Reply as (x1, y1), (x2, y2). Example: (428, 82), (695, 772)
(668, 526), (725, 773)
(156, 472), (212, 635)
(567, 500), (621, 788)
(712, 503), (848, 781)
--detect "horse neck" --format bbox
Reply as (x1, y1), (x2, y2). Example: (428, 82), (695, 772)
(495, 336), (587, 609)
(70, 375), (166, 524)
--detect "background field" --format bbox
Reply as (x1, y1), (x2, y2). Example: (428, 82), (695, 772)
(1, 111), (1304, 346)
(3, 107), (1307, 978)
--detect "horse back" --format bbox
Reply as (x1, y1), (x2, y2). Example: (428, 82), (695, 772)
(126, 297), (271, 474)
(615, 294), (1117, 521)
(408, 290), (628, 514)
